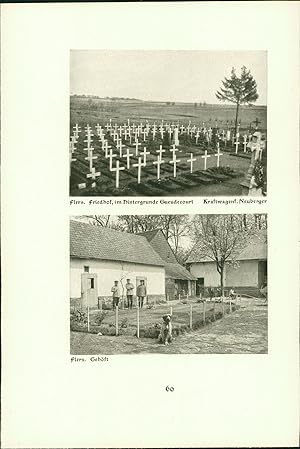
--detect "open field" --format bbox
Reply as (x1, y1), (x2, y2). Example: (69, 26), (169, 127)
(70, 97), (267, 131)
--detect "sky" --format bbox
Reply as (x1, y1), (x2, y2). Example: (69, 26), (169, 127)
(70, 50), (267, 105)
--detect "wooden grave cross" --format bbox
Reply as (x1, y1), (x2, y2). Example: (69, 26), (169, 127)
(235, 135), (240, 154)
(85, 150), (97, 172)
(187, 153), (196, 173)
(87, 167), (101, 181)
(169, 154), (181, 178)
(73, 124), (81, 137)
(134, 139), (141, 156)
(243, 135), (248, 152)
(153, 155), (165, 180)
(132, 157), (144, 184)
(117, 140), (125, 158)
(201, 150), (211, 170)
(156, 145), (165, 162)
(140, 147), (150, 166)
(214, 143), (223, 168)
(123, 148), (133, 169)
(108, 148), (117, 171)
(111, 160), (125, 189)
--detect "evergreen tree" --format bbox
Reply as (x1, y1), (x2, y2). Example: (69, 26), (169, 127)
(216, 66), (258, 135)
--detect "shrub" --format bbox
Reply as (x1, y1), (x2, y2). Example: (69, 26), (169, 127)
(92, 311), (107, 326)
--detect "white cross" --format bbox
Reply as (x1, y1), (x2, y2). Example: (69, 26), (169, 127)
(111, 160), (125, 189)
(169, 154), (180, 178)
(180, 125), (185, 134)
(85, 151), (97, 172)
(170, 144), (178, 160)
(117, 140), (125, 158)
(235, 136), (240, 154)
(87, 167), (101, 180)
(73, 124), (81, 137)
(214, 144), (223, 168)
(132, 156), (144, 184)
(108, 148), (117, 171)
(142, 129), (147, 142)
(105, 123), (111, 133)
(69, 151), (76, 175)
(187, 153), (196, 173)
(95, 124), (102, 136)
(195, 131), (200, 145)
(123, 148), (133, 169)
(160, 127), (165, 139)
(140, 147), (150, 166)
(78, 183), (86, 190)
(152, 127), (156, 140)
(134, 139), (141, 156)
(156, 145), (165, 162)
(69, 140), (76, 153)
(153, 155), (165, 180)
(243, 135), (248, 152)
(201, 150), (211, 170)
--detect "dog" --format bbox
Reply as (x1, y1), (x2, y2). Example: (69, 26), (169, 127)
(158, 314), (172, 345)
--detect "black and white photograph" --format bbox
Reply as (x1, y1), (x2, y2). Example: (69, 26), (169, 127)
(70, 214), (268, 355)
(69, 50), (267, 197)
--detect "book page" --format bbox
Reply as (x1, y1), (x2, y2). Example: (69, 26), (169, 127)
(1, 2), (299, 448)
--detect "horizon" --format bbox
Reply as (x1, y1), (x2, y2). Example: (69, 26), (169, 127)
(70, 50), (267, 106)
(70, 94), (267, 107)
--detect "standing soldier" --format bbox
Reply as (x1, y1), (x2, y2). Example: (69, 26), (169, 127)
(137, 279), (147, 308)
(111, 280), (120, 310)
(125, 278), (134, 309)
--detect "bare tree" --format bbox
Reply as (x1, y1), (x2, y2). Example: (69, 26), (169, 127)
(191, 215), (262, 295)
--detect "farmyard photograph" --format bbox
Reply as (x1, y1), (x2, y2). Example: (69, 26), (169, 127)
(70, 214), (268, 355)
(69, 50), (267, 197)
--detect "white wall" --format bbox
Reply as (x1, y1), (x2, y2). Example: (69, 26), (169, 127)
(190, 262), (220, 287)
(190, 260), (259, 287)
(70, 257), (165, 298)
(226, 260), (258, 287)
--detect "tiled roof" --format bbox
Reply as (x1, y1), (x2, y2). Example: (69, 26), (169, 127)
(70, 220), (165, 266)
(165, 263), (197, 281)
(186, 232), (267, 263)
(139, 229), (178, 264)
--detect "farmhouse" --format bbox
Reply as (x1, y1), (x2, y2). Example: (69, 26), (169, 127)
(70, 220), (166, 307)
(139, 229), (196, 299)
(186, 232), (267, 296)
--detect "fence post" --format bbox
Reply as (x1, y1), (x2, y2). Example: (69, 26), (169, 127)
(229, 298), (232, 313)
(189, 303), (193, 329)
(178, 293), (181, 302)
(115, 305), (119, 336)
(87, 305), (90, 333)
(170, 306), (173, 316)
(203, 301), (206, 324)
(137, 304), (140, 338)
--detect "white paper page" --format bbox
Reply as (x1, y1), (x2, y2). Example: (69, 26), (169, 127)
(1, 2), (299, 448)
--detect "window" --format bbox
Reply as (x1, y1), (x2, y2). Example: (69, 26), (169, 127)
(84, 266), (89, 273)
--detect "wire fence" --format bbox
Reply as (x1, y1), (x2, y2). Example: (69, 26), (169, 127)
(70, 295), (242, 339)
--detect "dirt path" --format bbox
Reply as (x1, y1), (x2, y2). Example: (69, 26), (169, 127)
(70, 299), (268, 355)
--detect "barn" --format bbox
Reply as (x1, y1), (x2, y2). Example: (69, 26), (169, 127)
(70, 220), (166, 307)
(186, 232), (267, 296)
(139, 229), (196, 299)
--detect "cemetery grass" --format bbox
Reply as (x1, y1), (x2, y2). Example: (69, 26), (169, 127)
(70, 299), (268, 354)
(70, 98), (267, 131)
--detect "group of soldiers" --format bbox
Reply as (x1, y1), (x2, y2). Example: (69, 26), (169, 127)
(110, 278), (147, 309)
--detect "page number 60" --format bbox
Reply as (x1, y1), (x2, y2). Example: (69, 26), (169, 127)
(165, 386), (174, 392)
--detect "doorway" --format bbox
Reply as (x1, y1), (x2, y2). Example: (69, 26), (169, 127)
(81, 273), (98, 307)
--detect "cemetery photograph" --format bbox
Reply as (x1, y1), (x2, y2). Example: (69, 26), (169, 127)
(70, 214), (268, 355)
(69, 50), (267, 197)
